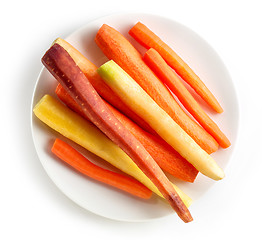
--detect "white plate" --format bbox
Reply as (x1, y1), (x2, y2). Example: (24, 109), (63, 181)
(31, 13), (239, 222)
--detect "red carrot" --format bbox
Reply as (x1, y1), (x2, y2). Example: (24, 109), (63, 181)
(95, 24), (218, 154)
(129, 22), (223, 113)
(42, 43), (193, 223)
(144, 48), (231, 148)
(56, 83), (198, 182)
(51, 138), (152, 199)
(54, 38), (155, 135)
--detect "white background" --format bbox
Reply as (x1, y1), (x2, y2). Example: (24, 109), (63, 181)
(2, 0), (262, 239)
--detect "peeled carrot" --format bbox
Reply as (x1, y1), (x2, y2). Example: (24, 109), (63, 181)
(144, 48), (231, 148)
(53, 38), (154, 135)
(56, 83), (198, 182)
(129, 22), (223, 113)
(95, 24), (218, 154)
(97, 60), (225, 181)
(42, 43), (193, 223)
(52, 138), (152, 199)
(56, 84), (87, 119)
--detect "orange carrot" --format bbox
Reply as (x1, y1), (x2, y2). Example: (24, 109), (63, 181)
(129, 22), (223, 113)
(42, 43), (193, 223)
(54, 38), (154, 135)
(55, 84), (87, 119)
(144, 48), (231, 148)
(51, 138), (152, 199)
(95, 24), (218, 154)
(56, 83), (198, 182)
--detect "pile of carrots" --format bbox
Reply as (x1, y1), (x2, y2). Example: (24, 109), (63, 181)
(34, 21), (230, 223)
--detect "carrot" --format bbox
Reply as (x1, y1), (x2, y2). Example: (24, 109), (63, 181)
(42, 43), (193, 223)
(95, 24), (218, 154)
(56, 83), (198, 183)
(53, 38), (154, 135)
(144, 48), (231, 148)
(51, 138), (152, 199)
(129, 22), (223, 113)
(55, 83), (87, 119)
(97, 60), (225, 181)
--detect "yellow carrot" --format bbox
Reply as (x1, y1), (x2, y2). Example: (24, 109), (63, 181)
(33, 94), (192, 207)
(97, 60), (225, 181)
